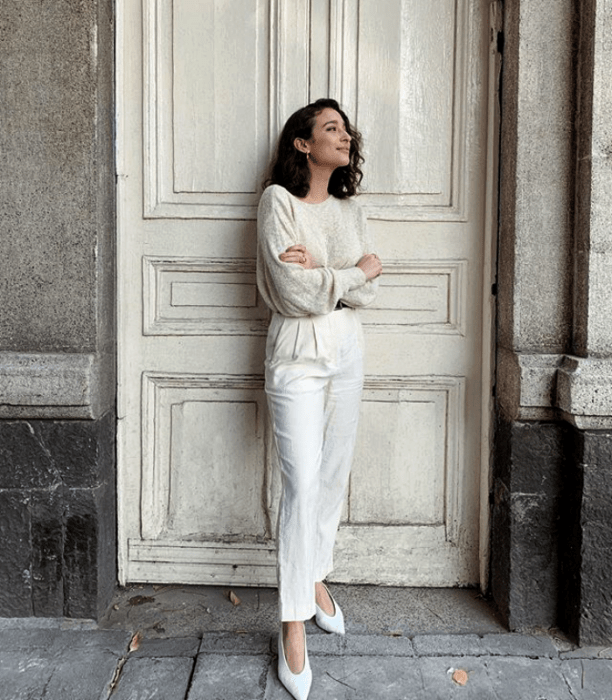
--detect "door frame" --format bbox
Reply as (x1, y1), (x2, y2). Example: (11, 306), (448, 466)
(114, 0), (502, 590)
(477, 0), (502, 592)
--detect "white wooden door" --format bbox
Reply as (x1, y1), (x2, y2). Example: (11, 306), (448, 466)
(117, 0), (493, 587)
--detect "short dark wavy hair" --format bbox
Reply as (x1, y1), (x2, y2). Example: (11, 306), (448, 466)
(264, 98), (364, 199)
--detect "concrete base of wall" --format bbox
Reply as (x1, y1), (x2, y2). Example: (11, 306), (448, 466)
(491, 417), (612, 645)
(0, 413), (116, 619)
(559, 428), (612, 645)
(490, 418), (565, 631)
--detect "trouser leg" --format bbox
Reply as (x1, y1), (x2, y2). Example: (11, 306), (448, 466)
(314, 332), (364, 581)
(267, 375), (326, 622)
(265, 310), (364, 621)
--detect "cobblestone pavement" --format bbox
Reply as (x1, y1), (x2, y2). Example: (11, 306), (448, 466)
(1, 586), (611, 699)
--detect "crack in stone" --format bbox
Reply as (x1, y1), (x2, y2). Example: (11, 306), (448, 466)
(560, 666), (580, 700)
(182, 654), (200, 700)
(325, 670), (357, 691)
(39, 668), (55, 698)
(25, 421), (64, 488)
(104, 632), (141, 698)
(481, 659), (504, 700)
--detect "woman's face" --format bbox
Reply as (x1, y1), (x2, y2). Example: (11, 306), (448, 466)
(300, 108), (352, 169)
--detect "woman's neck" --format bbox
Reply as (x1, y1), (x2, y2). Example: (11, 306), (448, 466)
(300, 166), (332, 203)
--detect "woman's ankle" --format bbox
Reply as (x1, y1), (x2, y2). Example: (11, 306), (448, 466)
(315, 582), (335, 616)
(282, 621), (306, 674)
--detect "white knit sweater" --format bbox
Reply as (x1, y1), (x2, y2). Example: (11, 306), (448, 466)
(256, 185), (378, 317)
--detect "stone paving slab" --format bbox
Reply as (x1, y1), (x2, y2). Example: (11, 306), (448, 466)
(130, 636), (200, 658)
(304, 633), (416, 657)
(265, 654), (585, 700)
(562, 658), (612, 699)
(187, 654), (269, 700)
(0, 646), (120, 700)
(5, 628), (612, 699)
(412, 632), (557, 658)
(107, 657), (194, 700)
(265, 655), (425, 700)
(0, 617), (98, 631)
(198, 632), (271, 655)
(419, 656), (574, 700)
(561, 644), (612, 659)
(0, 628), (130, 656)
(0, 629), (131, 700)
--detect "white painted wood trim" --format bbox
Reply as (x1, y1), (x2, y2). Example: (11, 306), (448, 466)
(128, 539), (277, 586)
(116, 0), (130, 585)
(142, 256), (270, 336)
(361, 259), (468, 336)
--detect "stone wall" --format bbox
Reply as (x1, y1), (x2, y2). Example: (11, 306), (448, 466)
(2, 0), (612, 640)
(493, 0), (576, 631)
(0, 0), (115, 619)
(494, 0), (612, 645)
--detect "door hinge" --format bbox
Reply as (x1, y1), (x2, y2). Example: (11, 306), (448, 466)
(491, 282), (498, 296)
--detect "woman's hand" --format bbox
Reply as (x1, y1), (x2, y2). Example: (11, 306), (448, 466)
(357, 253), (382, 280)
(279, 244), (317, 269)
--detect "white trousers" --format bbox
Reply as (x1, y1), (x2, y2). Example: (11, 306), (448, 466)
(265, 308), (364, 622)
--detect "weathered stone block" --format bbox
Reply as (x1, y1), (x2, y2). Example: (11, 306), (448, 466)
(559, 429), (612, 645)
(0, 491), (32, 616)
(491, 418), (565, 630)
(63, 489), (102, 619)
(30, 489), (65, 617)
(0, 421), (58, 489)
(37, 411), (115, 488)
(0, 414), (114, 490)
(511, 422), (564, 495)
(0, 413), (116, 619)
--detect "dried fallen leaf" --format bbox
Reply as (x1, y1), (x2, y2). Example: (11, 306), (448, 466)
(129, 631), (142, 652)
(128, 595), (155, 606)
(229, 590), (241, 606)
(452, 669), (469, 686)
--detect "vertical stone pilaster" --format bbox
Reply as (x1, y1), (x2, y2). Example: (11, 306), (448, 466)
(556, 0), (612, 645)
(493, 0), (576, 630)
(0, 0), (116, 619)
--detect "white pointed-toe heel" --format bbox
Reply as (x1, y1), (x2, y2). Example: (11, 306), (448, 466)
(278, 623), (312, 700)
(315, 583), (345, 635)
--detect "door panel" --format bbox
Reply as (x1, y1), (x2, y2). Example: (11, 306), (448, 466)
(118, 0), (490, 587)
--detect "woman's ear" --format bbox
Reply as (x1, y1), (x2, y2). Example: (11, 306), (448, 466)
(293, 137), (309, 155)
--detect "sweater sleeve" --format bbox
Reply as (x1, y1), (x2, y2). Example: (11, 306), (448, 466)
(339, 202), (379, 309)
(257, 187), (367, 316)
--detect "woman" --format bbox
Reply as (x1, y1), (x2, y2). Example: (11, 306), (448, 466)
(257, 98), (382, 700)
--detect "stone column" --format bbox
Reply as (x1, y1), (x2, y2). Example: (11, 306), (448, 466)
(557, 0), (612, 645)
(492, 0), (575, 630)
(0, 1), (115, 618)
